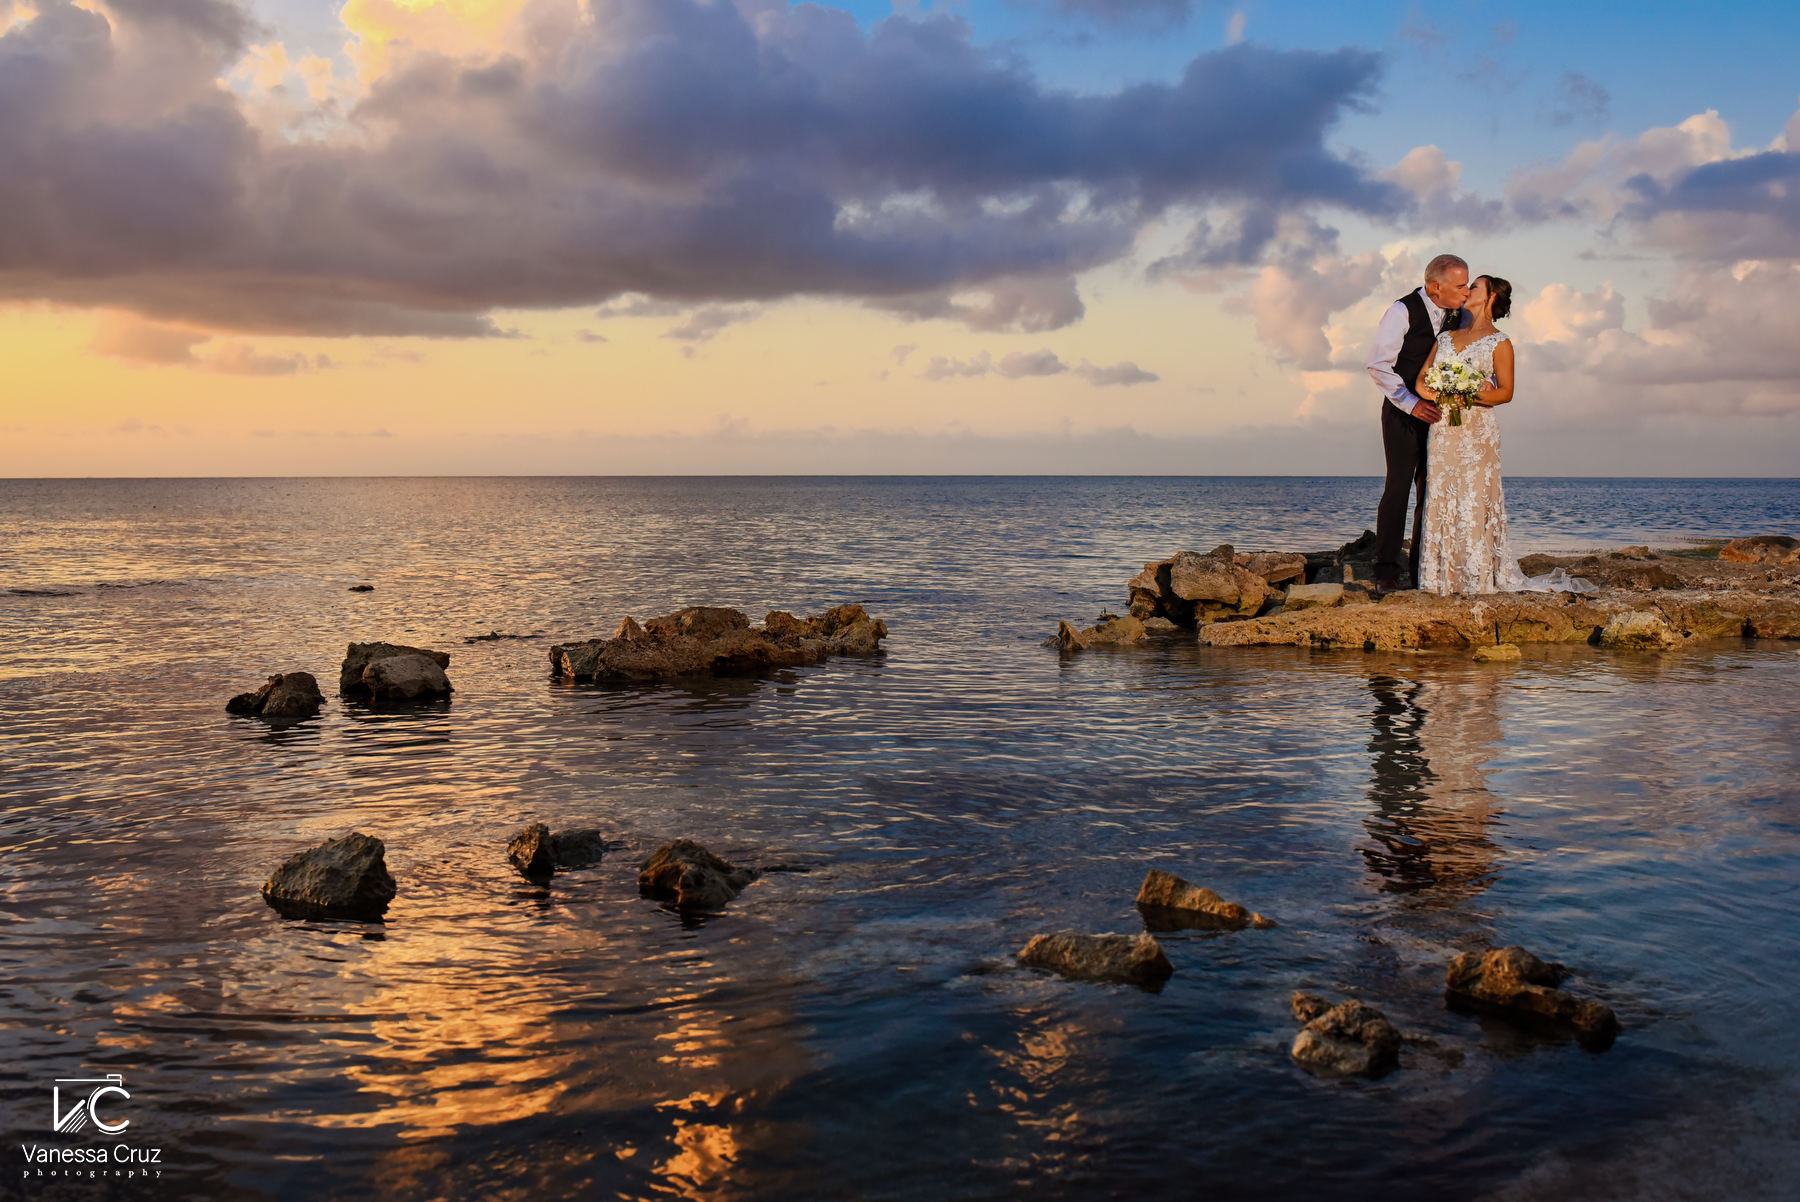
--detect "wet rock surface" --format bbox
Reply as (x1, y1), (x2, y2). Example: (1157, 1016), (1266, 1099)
(226, 671), (324, 723)
(1719, 535), (1799, 565)
(1289, 993), (1402, 1078)
(551, 604), (887, 682)
(1134, 869), (1276, 931)
(1016, 931), (1173, 989)
(261, 832), (396, 921)
(1050, 614), (1147, 653)
(507, 823), (610, 883)
(1104, 538), (1800, 651)
(1445, 946), (1620, 1048)
(1598, 610), (1681, 651)
(340, 642), (453, 701)
(1472, 643), (1522, 663)
(638, 839), (759, 911)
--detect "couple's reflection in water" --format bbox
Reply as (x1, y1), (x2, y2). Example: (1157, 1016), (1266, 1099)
(1363, 664), (1508, 923)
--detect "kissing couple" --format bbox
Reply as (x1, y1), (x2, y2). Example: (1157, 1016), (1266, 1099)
(1366, 253), (1594, 597)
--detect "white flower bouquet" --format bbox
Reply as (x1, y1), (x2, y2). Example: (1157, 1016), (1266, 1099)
(1421, 359), (1486, 426)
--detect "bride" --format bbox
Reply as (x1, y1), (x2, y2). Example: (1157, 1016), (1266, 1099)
(1413, 275), (1595, 596)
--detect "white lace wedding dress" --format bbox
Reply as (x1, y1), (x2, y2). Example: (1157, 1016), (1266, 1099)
(1418, 330), (1597, 596)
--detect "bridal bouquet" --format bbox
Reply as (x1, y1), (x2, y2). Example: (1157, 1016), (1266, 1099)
(1421, 360), (1486, 426)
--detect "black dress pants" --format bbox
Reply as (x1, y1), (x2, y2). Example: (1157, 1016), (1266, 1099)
(1375, 400), (1429, 585)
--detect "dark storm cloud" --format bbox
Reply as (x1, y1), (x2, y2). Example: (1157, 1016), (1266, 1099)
(0, 0), (1404, 336)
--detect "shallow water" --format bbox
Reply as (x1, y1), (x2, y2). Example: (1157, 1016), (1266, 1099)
(2, 477), (1798, 1201)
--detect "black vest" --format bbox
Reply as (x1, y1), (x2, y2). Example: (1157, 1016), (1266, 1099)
(1394, 291), (1457, 395)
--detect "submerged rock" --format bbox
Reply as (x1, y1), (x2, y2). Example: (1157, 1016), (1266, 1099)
(1472, 643), (1522, 663)
(1444, 946), (1620, 1048)
(226, 671), (324, 723)
(638, 839), (759, 911)
(1289, 993), (1402, 1077)
(340, 642), (453, 701)
(1016, 931), (1173, 989)
(551, 604), (887, 683)
(261, 832), (396, 921)
(507, 823), (610, 883)
(1598, 610), (1680, 651)
(348, 584), (375, 592)
(1048, 614), (1147, 653)
(1134, 869), (1276, 931)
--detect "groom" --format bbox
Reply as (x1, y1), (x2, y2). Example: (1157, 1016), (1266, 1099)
(1366, 253), (1471, 594)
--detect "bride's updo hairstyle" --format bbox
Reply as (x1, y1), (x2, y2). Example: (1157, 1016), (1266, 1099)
(1479, 275), (1513, 321)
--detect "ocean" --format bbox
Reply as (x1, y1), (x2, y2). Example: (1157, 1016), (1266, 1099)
(3, 476), (1798, 1201)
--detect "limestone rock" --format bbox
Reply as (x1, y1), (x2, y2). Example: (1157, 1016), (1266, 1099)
(507, 824), (610, 883)
(1141, 616), (1180, 633)
(1598, 610), (1680, 651)
(1048, 614), (1146, 652)
(1237, 551), (1309, 587)
(1445, 946), (1619, 1047)
(261, 832), (396, 921)
(507, 823), (555, 883)
(551, 604), (887, 683)
(226, 671), (324, 723)
(363, 653), (454, 701)
(1283, 583), (1345, 612)
(550, 829), (608, 869)
(1472, 643), (1522, 663)
(1016, 931), (1172, 989)
(340, 642), (452, 699)
(1290, 994), (1402, 1077)
(1135, 869), (1276, 931)
(1719, 535), (1799, 565)
(638, 839), (758, 911)
(1169, 546), (1271, 620)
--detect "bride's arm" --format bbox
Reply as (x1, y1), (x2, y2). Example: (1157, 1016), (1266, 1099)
(1478, 340), (1515, 406)
(1414, 343), (1441, 401)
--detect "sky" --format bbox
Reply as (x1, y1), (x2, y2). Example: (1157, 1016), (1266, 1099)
(1, 0), (1797, 476)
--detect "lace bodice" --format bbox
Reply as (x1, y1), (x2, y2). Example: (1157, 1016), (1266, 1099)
(1435, 329), (1508, 379)
(1418, 329), (1598, 597)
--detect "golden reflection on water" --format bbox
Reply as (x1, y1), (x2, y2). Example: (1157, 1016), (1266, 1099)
(1363, 664), (1506, 908)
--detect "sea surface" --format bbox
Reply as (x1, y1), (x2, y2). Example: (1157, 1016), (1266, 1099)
(2, 476), (1798, 1202)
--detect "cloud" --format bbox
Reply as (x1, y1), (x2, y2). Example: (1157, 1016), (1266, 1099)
(1225, 10), (1246, 44)
(1381, 145), (1505, 231)
(661, 305), (761, 342)
(996, 349), (1067, 378)
(920, 351), (992, 379)
(88, 313), (325, 374)
(1545, 72), (1609, 127)
(1054, 0), (1192, 27)
(1074, 358), (1158, 385)
(91, 314), (209, 364)
(574, 328), (608, 343)
(0, 1), (1399, 337)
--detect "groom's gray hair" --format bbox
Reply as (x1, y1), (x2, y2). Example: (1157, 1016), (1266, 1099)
(1423, 253), (1469, 283)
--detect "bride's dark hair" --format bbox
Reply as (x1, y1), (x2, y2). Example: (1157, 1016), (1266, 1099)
(1479, 275), (1513, 321)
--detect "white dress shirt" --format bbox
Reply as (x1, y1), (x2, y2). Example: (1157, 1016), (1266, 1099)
(1367, 287), (1456, 416)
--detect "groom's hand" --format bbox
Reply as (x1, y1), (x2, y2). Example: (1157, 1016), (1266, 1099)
(1414, 399), (1443, 424)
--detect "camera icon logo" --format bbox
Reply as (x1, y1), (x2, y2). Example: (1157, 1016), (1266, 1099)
(52, 1074), (131, 1136)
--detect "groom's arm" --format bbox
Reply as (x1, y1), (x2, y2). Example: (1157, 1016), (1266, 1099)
(1366, 300), (1420, 415)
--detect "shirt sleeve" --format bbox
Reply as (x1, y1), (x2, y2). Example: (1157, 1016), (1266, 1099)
(1366, 301), (1418, 415)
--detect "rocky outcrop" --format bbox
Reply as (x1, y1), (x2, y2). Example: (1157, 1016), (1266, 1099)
(1135, 869), (1276, 931)
(1719, 535), (1799, 565)
(1472, 643), (1522, 663)
(340, 642), (453, 702)
(1597, 610), (1681, 651)
(227, 671), (324, 723)
(1050, 614), (1146, 653)
(1444, 946), (1620, 1048)
(1016, 932), (1173, 988)
(1289, 993), (1402, 1078)
(1129, 545), (1277, 625)
(1112, 540), (1800, 650)
(506, 823), (610, 883)
(261, 832), (396, 921)
(1198, 585), (1800, 651)
(551, 604), (887, 683)
(638, 839), (759, 911)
